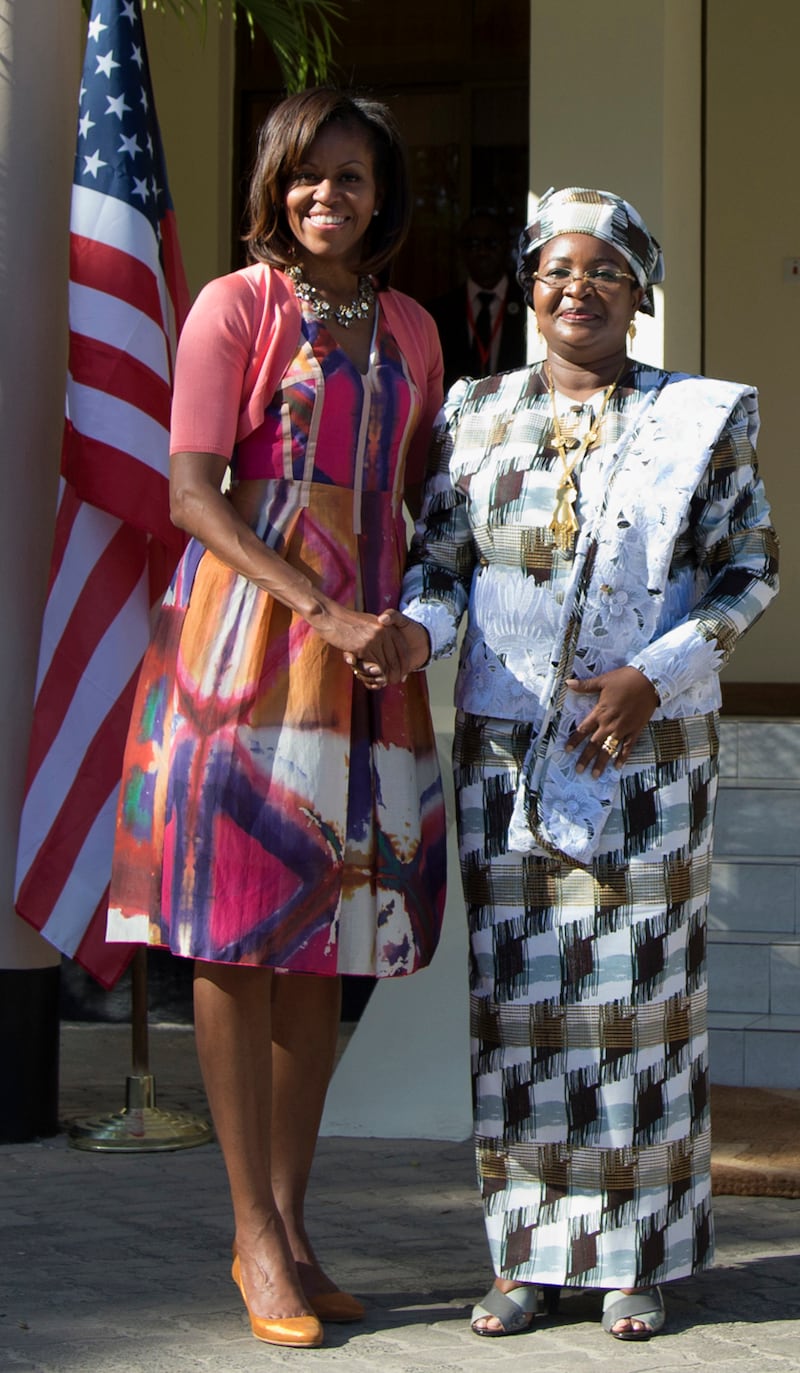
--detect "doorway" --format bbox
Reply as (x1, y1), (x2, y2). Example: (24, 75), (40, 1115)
(233, 0), (530, 307)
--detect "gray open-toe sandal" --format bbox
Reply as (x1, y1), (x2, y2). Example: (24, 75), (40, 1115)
(601, 1287), (665, 1341)
(470, 1283), (538, 1337)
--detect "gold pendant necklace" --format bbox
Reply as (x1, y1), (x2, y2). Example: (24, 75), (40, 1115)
(546, 363), (625, 552)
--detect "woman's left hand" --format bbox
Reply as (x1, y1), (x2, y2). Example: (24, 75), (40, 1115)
(564, 667), (660, 776)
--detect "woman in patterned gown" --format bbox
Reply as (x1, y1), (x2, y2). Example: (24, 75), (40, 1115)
(372, 187), (778, 1339)
(107, 90), (446, 1349)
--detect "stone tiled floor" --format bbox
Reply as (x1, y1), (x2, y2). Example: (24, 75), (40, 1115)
(1, 1025), (798, 1372)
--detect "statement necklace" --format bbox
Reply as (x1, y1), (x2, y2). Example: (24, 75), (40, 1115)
(287, 264), (375, 328)
(546, 362), (625, 552)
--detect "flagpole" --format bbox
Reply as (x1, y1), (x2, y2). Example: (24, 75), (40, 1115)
(68, 948), (213, 1152)
(131, 946), (149, 1076)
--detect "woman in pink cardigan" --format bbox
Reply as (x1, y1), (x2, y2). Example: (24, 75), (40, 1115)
(107, 89), (446, 1349)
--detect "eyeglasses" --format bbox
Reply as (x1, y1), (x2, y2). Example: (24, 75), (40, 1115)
(532, 267), (636, 293)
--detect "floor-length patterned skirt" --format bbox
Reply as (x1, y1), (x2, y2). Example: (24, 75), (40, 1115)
(454, 709), (717, 1289)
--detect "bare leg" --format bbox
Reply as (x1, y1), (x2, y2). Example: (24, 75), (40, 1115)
(193, 961), (310, 1319)
(270, 971), (342, 1297)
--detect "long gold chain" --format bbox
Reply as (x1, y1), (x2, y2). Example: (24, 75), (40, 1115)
(546, 363), (625, 551)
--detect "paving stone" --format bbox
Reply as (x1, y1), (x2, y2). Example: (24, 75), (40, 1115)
(1, 1026), (798, 1373)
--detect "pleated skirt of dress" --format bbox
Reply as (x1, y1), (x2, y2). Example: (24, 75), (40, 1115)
(106, 482), (446, 977)
(454, 708), (717, 1289)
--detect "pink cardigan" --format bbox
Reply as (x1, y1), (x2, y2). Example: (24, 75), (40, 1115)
(170, 263), (444, 486)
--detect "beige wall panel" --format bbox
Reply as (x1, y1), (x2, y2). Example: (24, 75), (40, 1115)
(529, 0), (702, 373)
(706, 0), (795, 683)
(143, 6), (234, 299)
(531, 1), (666, 221)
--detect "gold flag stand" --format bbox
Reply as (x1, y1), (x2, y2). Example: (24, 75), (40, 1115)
(68, 949), (213, 1153)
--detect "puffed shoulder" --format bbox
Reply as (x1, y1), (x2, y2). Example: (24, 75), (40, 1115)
(184, 264), (293, 339)
(170, 264), (302, 457)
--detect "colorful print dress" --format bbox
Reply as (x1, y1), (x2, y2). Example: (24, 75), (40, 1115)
(401, 362), (778, 1288)
(107, 302), (447, 976)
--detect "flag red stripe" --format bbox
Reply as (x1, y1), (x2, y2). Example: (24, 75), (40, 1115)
(72, 888), (134, 989)
(16, 670), (140, 934)
(45, 475), (82, 596)
(160, 209), (191, 354)
(70, 233), (165, 327)
(24, 526), (149, 786)
(69, 332), (172, 428)
(60, 426), (180, 551)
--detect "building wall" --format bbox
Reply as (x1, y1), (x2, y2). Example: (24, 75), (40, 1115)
(529, 0), (703, 378)
(142, 5), (234, 299)
(705, 0), (798, 684)
(709, 720), (800, 1086)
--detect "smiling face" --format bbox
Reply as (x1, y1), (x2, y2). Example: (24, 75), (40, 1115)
(532, 233), (644, 367)
(284, 121), (380, 278)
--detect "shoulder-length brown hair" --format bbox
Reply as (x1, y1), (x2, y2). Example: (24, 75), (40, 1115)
(245, 88), (411, 287)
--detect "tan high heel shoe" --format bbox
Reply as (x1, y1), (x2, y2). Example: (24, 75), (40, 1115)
(308, 1289), (365, 1323)
(232, 1240), (364, 1325)
(231, 1254), (324, 1348)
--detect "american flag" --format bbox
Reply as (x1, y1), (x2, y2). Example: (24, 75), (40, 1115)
(14, 0), (190, 987)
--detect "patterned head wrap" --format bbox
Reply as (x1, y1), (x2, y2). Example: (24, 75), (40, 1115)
(517, 186), (664, 316)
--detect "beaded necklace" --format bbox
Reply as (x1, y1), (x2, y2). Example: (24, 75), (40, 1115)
(286, 264), (375, 328)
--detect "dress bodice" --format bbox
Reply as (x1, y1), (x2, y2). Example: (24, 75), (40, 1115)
(233, 306), (421, 503)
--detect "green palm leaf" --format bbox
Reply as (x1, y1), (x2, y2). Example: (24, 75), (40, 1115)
(80, 1), (344, 91)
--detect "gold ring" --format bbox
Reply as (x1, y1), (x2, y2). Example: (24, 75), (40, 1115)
(601, 733), (621, 756)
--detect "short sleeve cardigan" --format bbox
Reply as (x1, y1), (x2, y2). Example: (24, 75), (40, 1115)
(169, 263), (445, 487)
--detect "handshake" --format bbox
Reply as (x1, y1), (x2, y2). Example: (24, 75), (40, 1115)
(343, 608), (431, 688)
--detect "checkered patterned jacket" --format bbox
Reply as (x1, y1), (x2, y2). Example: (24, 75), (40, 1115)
(401, 361), (779, 860)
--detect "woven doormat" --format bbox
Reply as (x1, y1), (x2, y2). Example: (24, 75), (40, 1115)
(711, 1085), (800, 1198)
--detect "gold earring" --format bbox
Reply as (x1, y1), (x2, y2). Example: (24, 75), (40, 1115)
(628, 320), (637, 343)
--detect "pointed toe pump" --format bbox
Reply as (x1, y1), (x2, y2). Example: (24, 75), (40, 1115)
(231, 1254), (324, 1348)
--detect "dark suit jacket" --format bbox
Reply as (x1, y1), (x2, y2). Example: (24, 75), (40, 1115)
(427, 276), (528, 393)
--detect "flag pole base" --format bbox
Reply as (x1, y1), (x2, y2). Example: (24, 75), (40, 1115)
(67, 1073), (213, 1152)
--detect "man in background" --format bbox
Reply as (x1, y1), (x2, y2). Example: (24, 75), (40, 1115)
(428, 207), (527, 392)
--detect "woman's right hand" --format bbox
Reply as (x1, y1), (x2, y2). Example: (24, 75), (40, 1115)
(343, 610), (431, 687)
(171, 454), (412, 678)
(310, 601), (412, 679)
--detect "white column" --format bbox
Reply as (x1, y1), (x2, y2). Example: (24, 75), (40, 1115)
(322, 658), (473, 1141)
(0, 0), (80, 969)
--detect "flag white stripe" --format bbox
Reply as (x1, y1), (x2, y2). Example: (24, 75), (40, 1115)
(34, 501), (122, 695)
(69, 280), (171, 382)
(39, 791), (120, 955)
(71, 183), (171, 334)
(71, 182), (160, 276)
(15, 571), (151, 887)
(66, 376), (170, 475)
